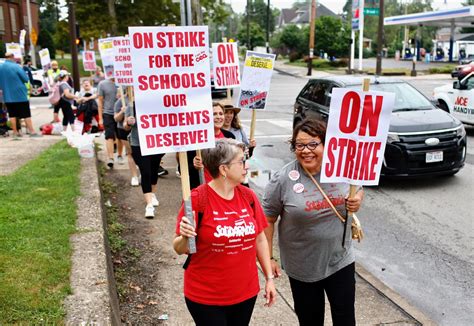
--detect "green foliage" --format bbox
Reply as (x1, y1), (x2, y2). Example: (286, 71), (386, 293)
(54, 20), (70, 53)
(314, 17), (351, 58)
(237, 22), (266, 49)
(38, 30), (56, 60)
(429, 65), (457, 74)
(0, 141), (80, 324)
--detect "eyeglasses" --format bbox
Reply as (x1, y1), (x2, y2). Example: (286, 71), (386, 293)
(294, 141), (321, 151)
(227, 158), (246, 166)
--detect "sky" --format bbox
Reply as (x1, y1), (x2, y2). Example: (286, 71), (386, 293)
(226, 0), (466, 15)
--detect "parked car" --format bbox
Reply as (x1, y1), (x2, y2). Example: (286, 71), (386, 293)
(460, 54), (474, 65)
(0, 58), (47, 97)
(451, 62), (474, 79)
(434, 71), (474, 125)
(293, 76), (467, 177)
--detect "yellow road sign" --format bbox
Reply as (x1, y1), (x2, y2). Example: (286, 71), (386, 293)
(31, 28), (38, 46)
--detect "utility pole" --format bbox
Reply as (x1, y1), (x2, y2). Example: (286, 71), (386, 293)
(25, 0), (36, 66)
(68, 1), (80, 91)
(247, 0), (251, 50)
(375, 0), (384, 75)
(358, 0), (364, 71)
(266, 0), (270, 53)
(307, 0), (316, 76)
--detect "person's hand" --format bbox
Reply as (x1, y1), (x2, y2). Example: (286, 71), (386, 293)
(179, 216), (196, 238)
(264, 278), (277, 307)
(126, 116), (136, 126)
(346, 195), (362, 212)
(249, 139), (256, 148)
(193, 156), (203, 169)
(270, 259), (282, 278)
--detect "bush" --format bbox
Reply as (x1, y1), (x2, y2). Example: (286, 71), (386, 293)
(429, 65), (456, 74)
(363, 48), (373, 58)
(289, 51), (301, 62)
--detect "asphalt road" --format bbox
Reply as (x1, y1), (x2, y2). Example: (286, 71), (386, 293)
(233, 71), (473, 326)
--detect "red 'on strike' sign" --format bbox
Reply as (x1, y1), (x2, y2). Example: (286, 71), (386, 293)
(339, 91), (383, 137)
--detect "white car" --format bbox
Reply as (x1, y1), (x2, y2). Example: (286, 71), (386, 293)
(434, 72), (474, 125)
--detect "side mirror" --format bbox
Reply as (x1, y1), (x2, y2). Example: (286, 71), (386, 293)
(453, 81), (460, 89)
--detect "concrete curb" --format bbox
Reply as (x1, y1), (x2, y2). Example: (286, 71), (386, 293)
(355, 263), (437, 326)
(64, 155), (121, 325)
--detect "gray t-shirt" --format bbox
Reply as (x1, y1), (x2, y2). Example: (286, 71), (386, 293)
(97, 79), (117, 115)
(113, 96), (128, 129)
(59, 82), (74, 104)
(228, 127), (249, 146)
(125, 103), (139, 147)
(262, 159), (355, 282)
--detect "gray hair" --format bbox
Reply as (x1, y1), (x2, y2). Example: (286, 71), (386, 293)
(202, 138), (245, 179)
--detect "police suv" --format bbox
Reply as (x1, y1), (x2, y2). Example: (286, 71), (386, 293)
(434, 72), (474, 125)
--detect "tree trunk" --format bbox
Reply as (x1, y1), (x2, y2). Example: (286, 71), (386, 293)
(107, 0), (118, 35)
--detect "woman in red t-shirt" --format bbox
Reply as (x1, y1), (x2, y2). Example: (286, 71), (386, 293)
(173, 138), (276, 325)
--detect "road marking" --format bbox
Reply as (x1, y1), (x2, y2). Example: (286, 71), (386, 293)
(254, 134), (292, 139)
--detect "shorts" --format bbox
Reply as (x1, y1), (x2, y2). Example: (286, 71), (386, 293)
(103, 113), (117, 140)
(116, 128), (130, 141)
(6, 102), (31, 119)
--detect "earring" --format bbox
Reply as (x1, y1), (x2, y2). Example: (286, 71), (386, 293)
(222, 173), (227, 180)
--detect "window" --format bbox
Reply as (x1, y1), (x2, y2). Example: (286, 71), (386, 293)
(10, 7), (17, 36)
(309, 82), (330, 106)
(0, 7), (5, 35)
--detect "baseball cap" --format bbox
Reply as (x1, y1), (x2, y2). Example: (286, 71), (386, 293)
(59, 70), (70, 77)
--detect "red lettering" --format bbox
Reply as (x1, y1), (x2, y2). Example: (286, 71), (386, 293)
(339, 91), (361, 134)
(324, 137), (337, 177)
(335, 138), (348, 177)
(359, 95), (383, 137)
(369, 142), (381, 180)
(140, 114), (150, 128)
(133, 32), (153, 49)
(343, 139), (357, 178)
(146, 135), (155, 148)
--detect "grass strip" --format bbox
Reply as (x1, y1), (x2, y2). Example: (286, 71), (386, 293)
(0, 141), (81, 324)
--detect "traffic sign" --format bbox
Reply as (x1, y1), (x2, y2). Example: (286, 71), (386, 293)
(364, 8), (379, 16)
(30, 28), (38, 46)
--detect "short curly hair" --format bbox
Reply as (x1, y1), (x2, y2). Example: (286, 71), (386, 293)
(290, 118), (327, 152)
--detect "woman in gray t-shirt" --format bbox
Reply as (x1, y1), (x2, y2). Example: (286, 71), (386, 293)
(262, 118), (364, 326)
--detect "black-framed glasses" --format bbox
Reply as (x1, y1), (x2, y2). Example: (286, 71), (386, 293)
(294, 141), (321, 151)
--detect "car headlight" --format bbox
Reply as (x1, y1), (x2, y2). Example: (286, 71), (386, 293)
(387, 132), (399, 143)
(456, 125), (466, 138)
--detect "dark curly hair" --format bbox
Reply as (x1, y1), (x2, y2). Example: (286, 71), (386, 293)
(290, 118), (327, 152)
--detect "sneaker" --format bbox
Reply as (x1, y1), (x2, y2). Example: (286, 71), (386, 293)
(145, 204), (155, 219)
(151, 194), (159, 207)
(117, 156), (125, 165)
(107, 158), (114, 168)
(131, 176), (139, 186)
(158, 165), (169, 176)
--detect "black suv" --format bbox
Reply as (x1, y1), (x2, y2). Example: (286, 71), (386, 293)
(293, 76), (467, 177)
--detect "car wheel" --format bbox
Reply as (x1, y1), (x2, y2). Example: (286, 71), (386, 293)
(30, 81), (43, 97)
(438, 101), (449, 113)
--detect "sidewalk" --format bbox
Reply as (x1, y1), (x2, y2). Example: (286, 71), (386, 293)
(0, 101), (435, 325)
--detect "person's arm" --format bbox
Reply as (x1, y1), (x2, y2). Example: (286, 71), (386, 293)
(17, 66), (29, 83)
(114, 105), (126, 123)
(264, 216), (282, 278)
(173, 215), (196, 255)
(63, 87), (77, 100)
(256, 231), (277, 307)
(97, 95), (104, 125)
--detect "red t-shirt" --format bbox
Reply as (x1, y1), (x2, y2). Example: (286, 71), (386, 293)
(175, 184), (268, 305)
(203, 131), (227, 183)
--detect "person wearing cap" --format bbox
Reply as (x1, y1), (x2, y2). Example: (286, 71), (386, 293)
(56, 70), (77, 129)
(0, 52), (40, 138)
(221, 101), (256, 157)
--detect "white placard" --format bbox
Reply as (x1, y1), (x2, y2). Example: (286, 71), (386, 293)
(98, 38), (116, 79)
(112, 37), (133, 86)
(6, 43), (22, 60)
(39, 48), (51, 71)
(211, 42), (240, 89)
(321, 88), (395, 186)
(237, 51), (275, 110)
(128, 26), (214, 155)
(82, 51), (97, 72)
(19, 30), (26, 48)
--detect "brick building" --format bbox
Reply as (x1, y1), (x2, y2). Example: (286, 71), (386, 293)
(0, 0), (39, 46)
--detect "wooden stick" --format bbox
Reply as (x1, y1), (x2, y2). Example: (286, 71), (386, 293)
(226, 88), (231, 100)
(196, 149), (205, 185)
(249, 109), (257, 140)
(178, 151), (196, 254)
(119, 85), (126, 108)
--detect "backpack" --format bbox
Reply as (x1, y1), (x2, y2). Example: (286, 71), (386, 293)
(182, 184), (256, 269)
(48, 82), (63, 105)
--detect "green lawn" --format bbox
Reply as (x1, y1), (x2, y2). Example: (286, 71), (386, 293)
(0, 141), (81, 323)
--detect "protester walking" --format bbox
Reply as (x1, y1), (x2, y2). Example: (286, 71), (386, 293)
(124, 102), (164, 218)
(114, 91), (139, 186)
(262, 118), (364, 326)
(0, 53), (40, 138)
(98, 78), (121, 168)
(174, 138), (276, 325)
(56, 71), (77, 130)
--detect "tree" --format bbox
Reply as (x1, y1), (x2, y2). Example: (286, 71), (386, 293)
(237, 22), (266, 49)
(314, 16), (351, 58)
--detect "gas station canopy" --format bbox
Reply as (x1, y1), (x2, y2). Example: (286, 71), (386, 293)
(384, 6), (474, 27)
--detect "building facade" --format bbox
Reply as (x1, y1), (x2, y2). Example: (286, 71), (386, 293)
(0, 0), (39, 45)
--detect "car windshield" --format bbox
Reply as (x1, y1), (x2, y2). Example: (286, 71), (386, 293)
(348, 82), (433, 112)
